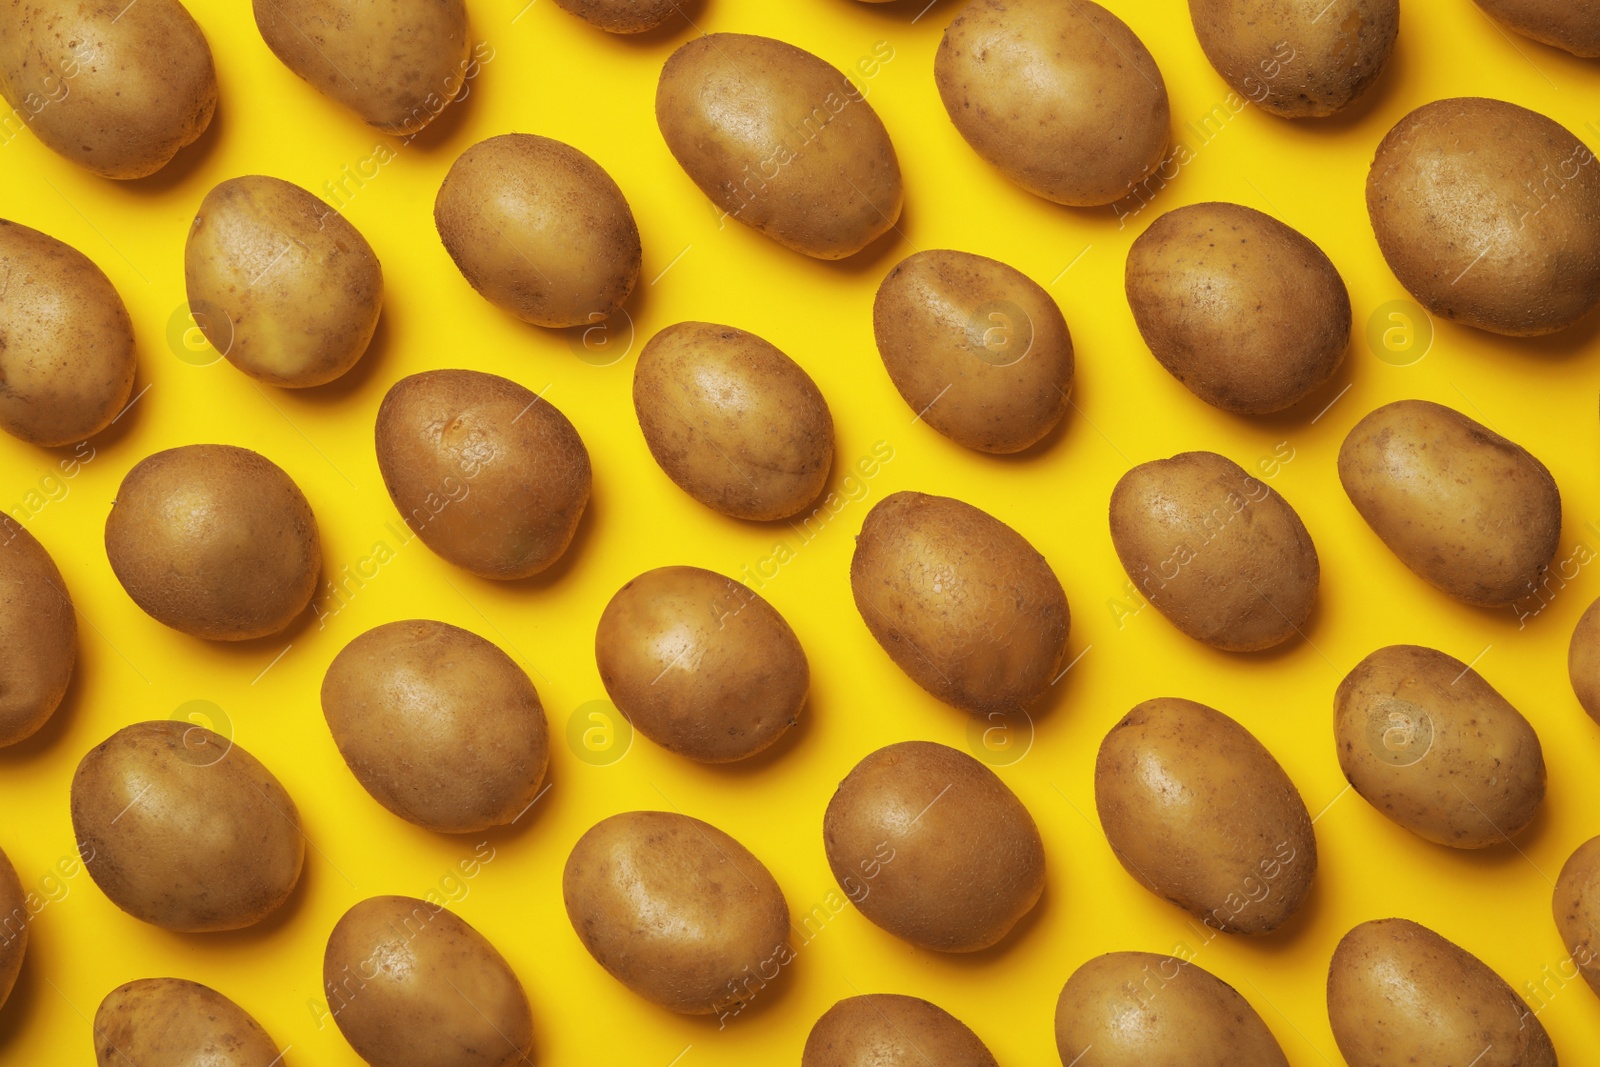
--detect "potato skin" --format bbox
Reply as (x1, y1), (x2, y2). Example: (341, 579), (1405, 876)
(803, 994), (997, 1067)
(94, 978), (282, 1067)
(596, 566), (807, 763)
(1126, 203), (1350, 414)
(873, 249), (1073, 453)
(553, 0), (680, 32)
(70, 720), (304, 932)
(374, 369), (591, 580)
(321, 620), (549, 832)
(1337, 399), (1560, 607)
(823, 740), (1045, 952)
(0, 845), (24, 1015)
(1554, 836), (1600, 1000)
(1334, 644), (1545, 848)
(935, 0), (1169, 206)
(1367, 97), (1600, 336)
(562, 811), (790, 1015)
(1474, 0), (1600, 57)
(1569, 596), (1600, 724)
(656, 34), (903, 260)
(0, 518), (75, 747)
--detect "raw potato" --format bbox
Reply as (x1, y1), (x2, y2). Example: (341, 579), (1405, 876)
(633, 322), (833, 520)
(186, 175), (383, 388)
(935, 0), (1170, 206)
(1474, 0), (1600, 57)
(1125, 203), (1350, 414)
(1368, 97), (1600, 335)
(0, 845), (23, 1016)
(1569, 596), (1600, 723)
(1109, 451), (1319, 651)
(374, 369), (591, 580)
(94, 978), (283, 1067)
(563, 811), (790, 1015)
(1554, 836), (1600, 999)
(1338, 399), (1560, 607)
(70, 720), (304, 932)
(803, 994), (997, 1067)
(554, 0), (681, 32)
(0, 220), (136, 445)
(0, 519), (75, 747)
(1328, 918), (1556, 1067)
(1095, 699), (1316, 935)
(595, 566), (807, 762)
(873, 249), (1073, 453)
(657, 34), (903, 259)
(321, 620), (550, 832)
(1334, 644), (1545, 848)
(104, 444), (321, 641)
(823, 740), (1045, 952)
(325, 896), (533, 1067)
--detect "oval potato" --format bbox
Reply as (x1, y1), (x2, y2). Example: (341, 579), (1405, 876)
(0, 845), (24, 1016)
(1569, 596), (1600, 724)
(0, 519), (75, 747)
(553, 0), (681, 32)
(1553, 836), (1600, 1000)
(1473, 0), (1600, 57)
(804, 994), (997, 1067)
(94, 978), (282, 1067)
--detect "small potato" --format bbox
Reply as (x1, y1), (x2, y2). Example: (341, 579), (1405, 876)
(374, 369), (591, 580)
(321, 620), (549, 832)
(94, 978), (282, 1067)
(633, 322), (833, 520)
(325, 896), (533, 1067)
(553, 0), (682, 32)
(1474, 0), (1600, 57)
(596, 566), (807, 762)
(935, 0), (1169, 206)
(563, 811), (790, 1015)
(185, 175), (382, 388)
(1554, 836), (1600, 999)
(1338, 399), (1560, 607)
(0, 220), (136, 445)
(1569, 596), (1600, 723)
(0, 519), (75, 747)
(1126, 203), (1350, 414)
(1328, 918), (1555, 1067)
(1334, 644), (1545, 848)
(803, 994), (997, 1067)
(70, 720), (304, 931)
(657, 34), (903, 259)
(435, 133), (641, 328)
(0, 845), (24, 1016)
(872, 249), (1073, 453)
(1109, 451), (1319, 651)
(1095, 699), (1316, 935)
(824, 740), (1045, 952)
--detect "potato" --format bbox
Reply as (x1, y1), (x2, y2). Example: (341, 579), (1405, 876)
(1337, 399), (1560, 607)
(1368, 97), (1600, 335)
(0, 220), (136, 445)
(553, 0), (680, 32)
(1473, 0), (1600, 57)
(0, 845), (24, 1016)
(1569, 596), (1600, 724)
(70, 720), (303, 931)
(823, 740), (1045, 952)
(1125, 203), (1350, 414)
(374, 369), (590, 580)
(0, 519), (75, 747)
(0, 0), (215, 178)
(1095, 699), (1315, 935)
(595, 566), (807, 762)
(851, 491), (1069, 714)
(563, 811), (790, 1015)
(935, 0), (1169, 206)
(1055, 952), (1288, 1066)
(435, 133), (640, 328)
(321, 620), (549, 832)
(1554, 836), (1600, 999)
(633, 322), (833, 520)
(1335, 644), (1545, 848)
(803, 994), (997, 1067)
(325, 895), (533, 1067)
(1109, 451), (1319, 651)
(185, 175), (382, 388)
(872, 249), (1073, 453)
(1328, 918), (1555, 1067)
(94, 978), (282, 1067)
(657, 34), (903, 259)
(104, 444), (321, 640)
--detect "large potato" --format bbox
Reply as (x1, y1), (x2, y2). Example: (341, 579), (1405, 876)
(1554, 836), (1600, 1000)
(553, 0), (680, 32)
(0, 519), (75, 747)
(94, 978), (282, 1067)
(0, 845), (23, 1016)
(804, 994), (997, 1067)
(1474, 0), (1600, 57)
(1570, 596), (1600, 724)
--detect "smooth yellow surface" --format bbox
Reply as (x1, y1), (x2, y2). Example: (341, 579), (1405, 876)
(2, 1), (1599, 1064)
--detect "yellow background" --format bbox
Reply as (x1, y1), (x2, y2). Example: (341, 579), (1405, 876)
(3, 0), (1600, 1063)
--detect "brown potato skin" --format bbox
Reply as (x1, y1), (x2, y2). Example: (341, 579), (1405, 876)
(596, 566), (807, 763)
(0, 518), (75, 747)
(562, 811), (790, 1015)
(1368, 97), (1600, 336)
(104, 444), (321, 641)
(0, 845), (24, 1016)
(634, 322), (833, 520)
(1334, 644), (1545, 848)
(935, 0), (1169, 207)
(1569, 596), (1600, 724)
(804, 994), (997, 1067)
(325, 896), (533, 1067)
(656, 34), (903, 260)
(1474, 0), (1600, 57)
(553, 0), (680, 32)
(1109, 451), (1319, 651)
(823, 740), (1045, 952)
(374, 369), (591, 580)
(1337, 399), (1560, 607)
(94, 978), (282, 1067)
(70, 720), (304, 932)
(321, 620), (549, 832)
(1554, 836), (1600, 1000)
(1328, 918), (1555, 1067)
(1126, 203), (1350, 414)
(873, 249), (1073, 453)
(1095, 699), (1315, 935)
